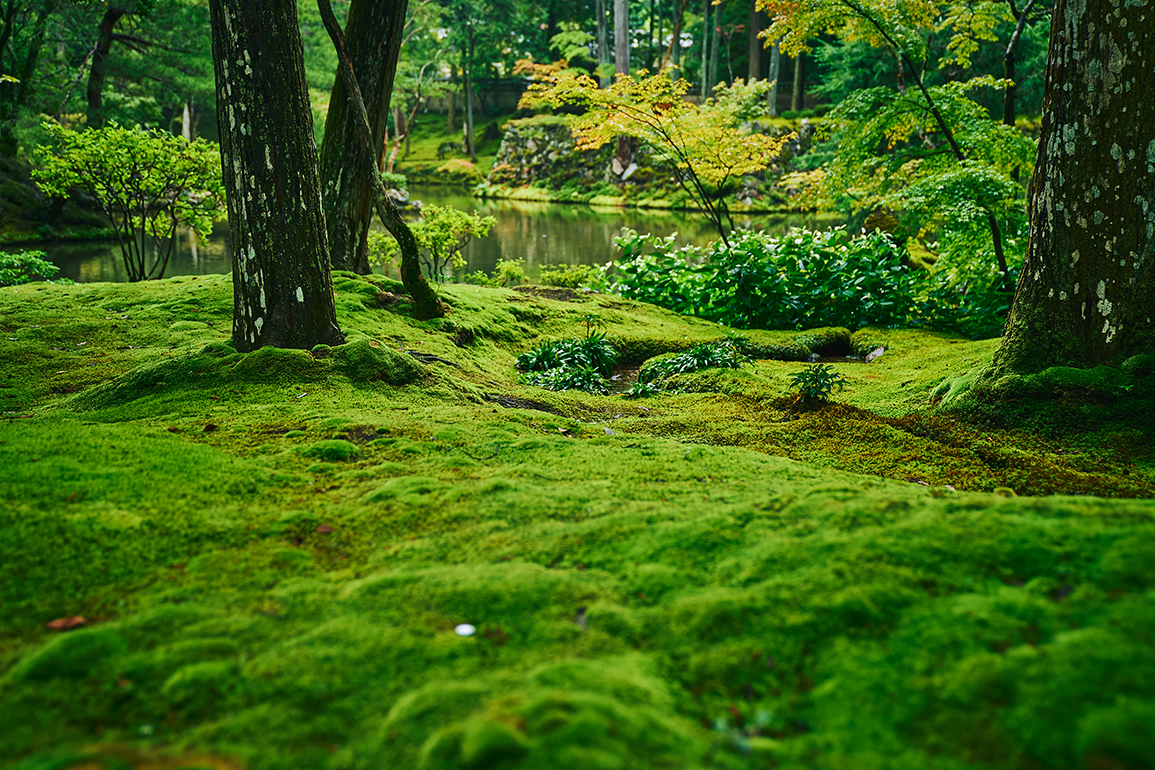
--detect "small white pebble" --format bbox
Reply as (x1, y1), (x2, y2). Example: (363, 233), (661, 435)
(455, 623), (476, 636)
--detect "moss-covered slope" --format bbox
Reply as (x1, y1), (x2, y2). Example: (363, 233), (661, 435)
(1, 274), (1153, 770)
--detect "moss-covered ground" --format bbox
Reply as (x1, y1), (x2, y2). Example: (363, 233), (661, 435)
(2, 274), (1154, 770)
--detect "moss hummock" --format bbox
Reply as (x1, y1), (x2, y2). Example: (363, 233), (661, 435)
(1, 273), (1153, 770)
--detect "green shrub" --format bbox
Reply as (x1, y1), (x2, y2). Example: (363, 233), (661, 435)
(464, 259), (528, 287)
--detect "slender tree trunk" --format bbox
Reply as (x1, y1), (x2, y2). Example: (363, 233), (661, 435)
(747, 0), (761, 81)
(1002, 0), (1038, 127)
(596, 0), (610, 86)
(317, 0), (406, 275)
(709, 14), (722, 92)
(86, 4), (127, 129)
(700, 0), (709, 94)
(465, 35), (476, 161)
(992, 0), (1154, 374)
(767, 41), (779, 116)
(790, 51), (804, 111)
(446, 83), (455, 133)
(207, 0), (344, 352)
(614, 0), (629, 76)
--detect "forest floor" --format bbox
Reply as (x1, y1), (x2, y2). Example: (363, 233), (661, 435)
(2, 273), (1154, 770)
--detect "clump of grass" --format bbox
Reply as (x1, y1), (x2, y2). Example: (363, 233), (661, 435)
(788, 363), (850, 406)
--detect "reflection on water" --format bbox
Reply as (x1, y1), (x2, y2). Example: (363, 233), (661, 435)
(39, 188), (836, 284)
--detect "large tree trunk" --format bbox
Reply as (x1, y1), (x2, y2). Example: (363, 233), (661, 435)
(991, 0), (1154, 375)
(207, 0), (344, 353)
(85, 4), (127, 129)
(317, 0), (407, 275)
(614, 0), (629, 76)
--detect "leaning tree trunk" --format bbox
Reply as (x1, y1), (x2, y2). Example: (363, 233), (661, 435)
(207, 0), (344, 353)
(317, 0), (406, 275)
(991, 0), (1154, 375)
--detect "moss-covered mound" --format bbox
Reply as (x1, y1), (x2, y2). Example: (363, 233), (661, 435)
(1, 273), (1153, 770)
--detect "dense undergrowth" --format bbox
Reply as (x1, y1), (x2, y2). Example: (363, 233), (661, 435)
(1, 274), (1153, 770)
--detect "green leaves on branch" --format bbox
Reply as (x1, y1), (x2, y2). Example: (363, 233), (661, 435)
(0, 250), (71, 286)
(32, 122), (225, 282)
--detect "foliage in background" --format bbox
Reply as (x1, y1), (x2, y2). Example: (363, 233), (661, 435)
(369, 204), (496, 283)
(32, 122), (225, 282)
(521, 72), (788, 243)
(611, 227), (1012, 339)
(0, 249), (71, 286)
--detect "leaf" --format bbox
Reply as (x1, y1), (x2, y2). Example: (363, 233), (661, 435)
(316, 524), (336, 534)
(45, 616), (86, 631)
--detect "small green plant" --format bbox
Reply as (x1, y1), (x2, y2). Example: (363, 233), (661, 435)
(516, 331), (619, 394)
(519, 364), (609, 395)
(788, 363), (850, 405)
(0, 250), (72, 286)
(578, 313), (606, 339)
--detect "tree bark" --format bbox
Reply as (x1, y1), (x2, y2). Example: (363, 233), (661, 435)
(317, 0), (407, 275)
(207, 0), (344, 352)
(991, 0), (1154, 374)
(86, 4), (127, 129)
(700, 0), (709, 94)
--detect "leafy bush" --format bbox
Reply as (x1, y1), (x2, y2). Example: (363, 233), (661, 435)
(380, 171), (408, 191)
(611, 227), (1013, 339)
(788, 363), (850, 405)
(638, 339), (750, 386)
(0, 250), (72, 286)
(464, 259), (528, 288)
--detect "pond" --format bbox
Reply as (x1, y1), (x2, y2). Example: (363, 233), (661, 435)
(38, 187), (836, 284)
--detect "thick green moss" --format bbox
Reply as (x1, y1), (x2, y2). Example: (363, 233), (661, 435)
(1, 273), (1153, 770)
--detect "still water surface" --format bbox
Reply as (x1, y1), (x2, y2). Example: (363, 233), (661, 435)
(41, 187), (833, 284)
